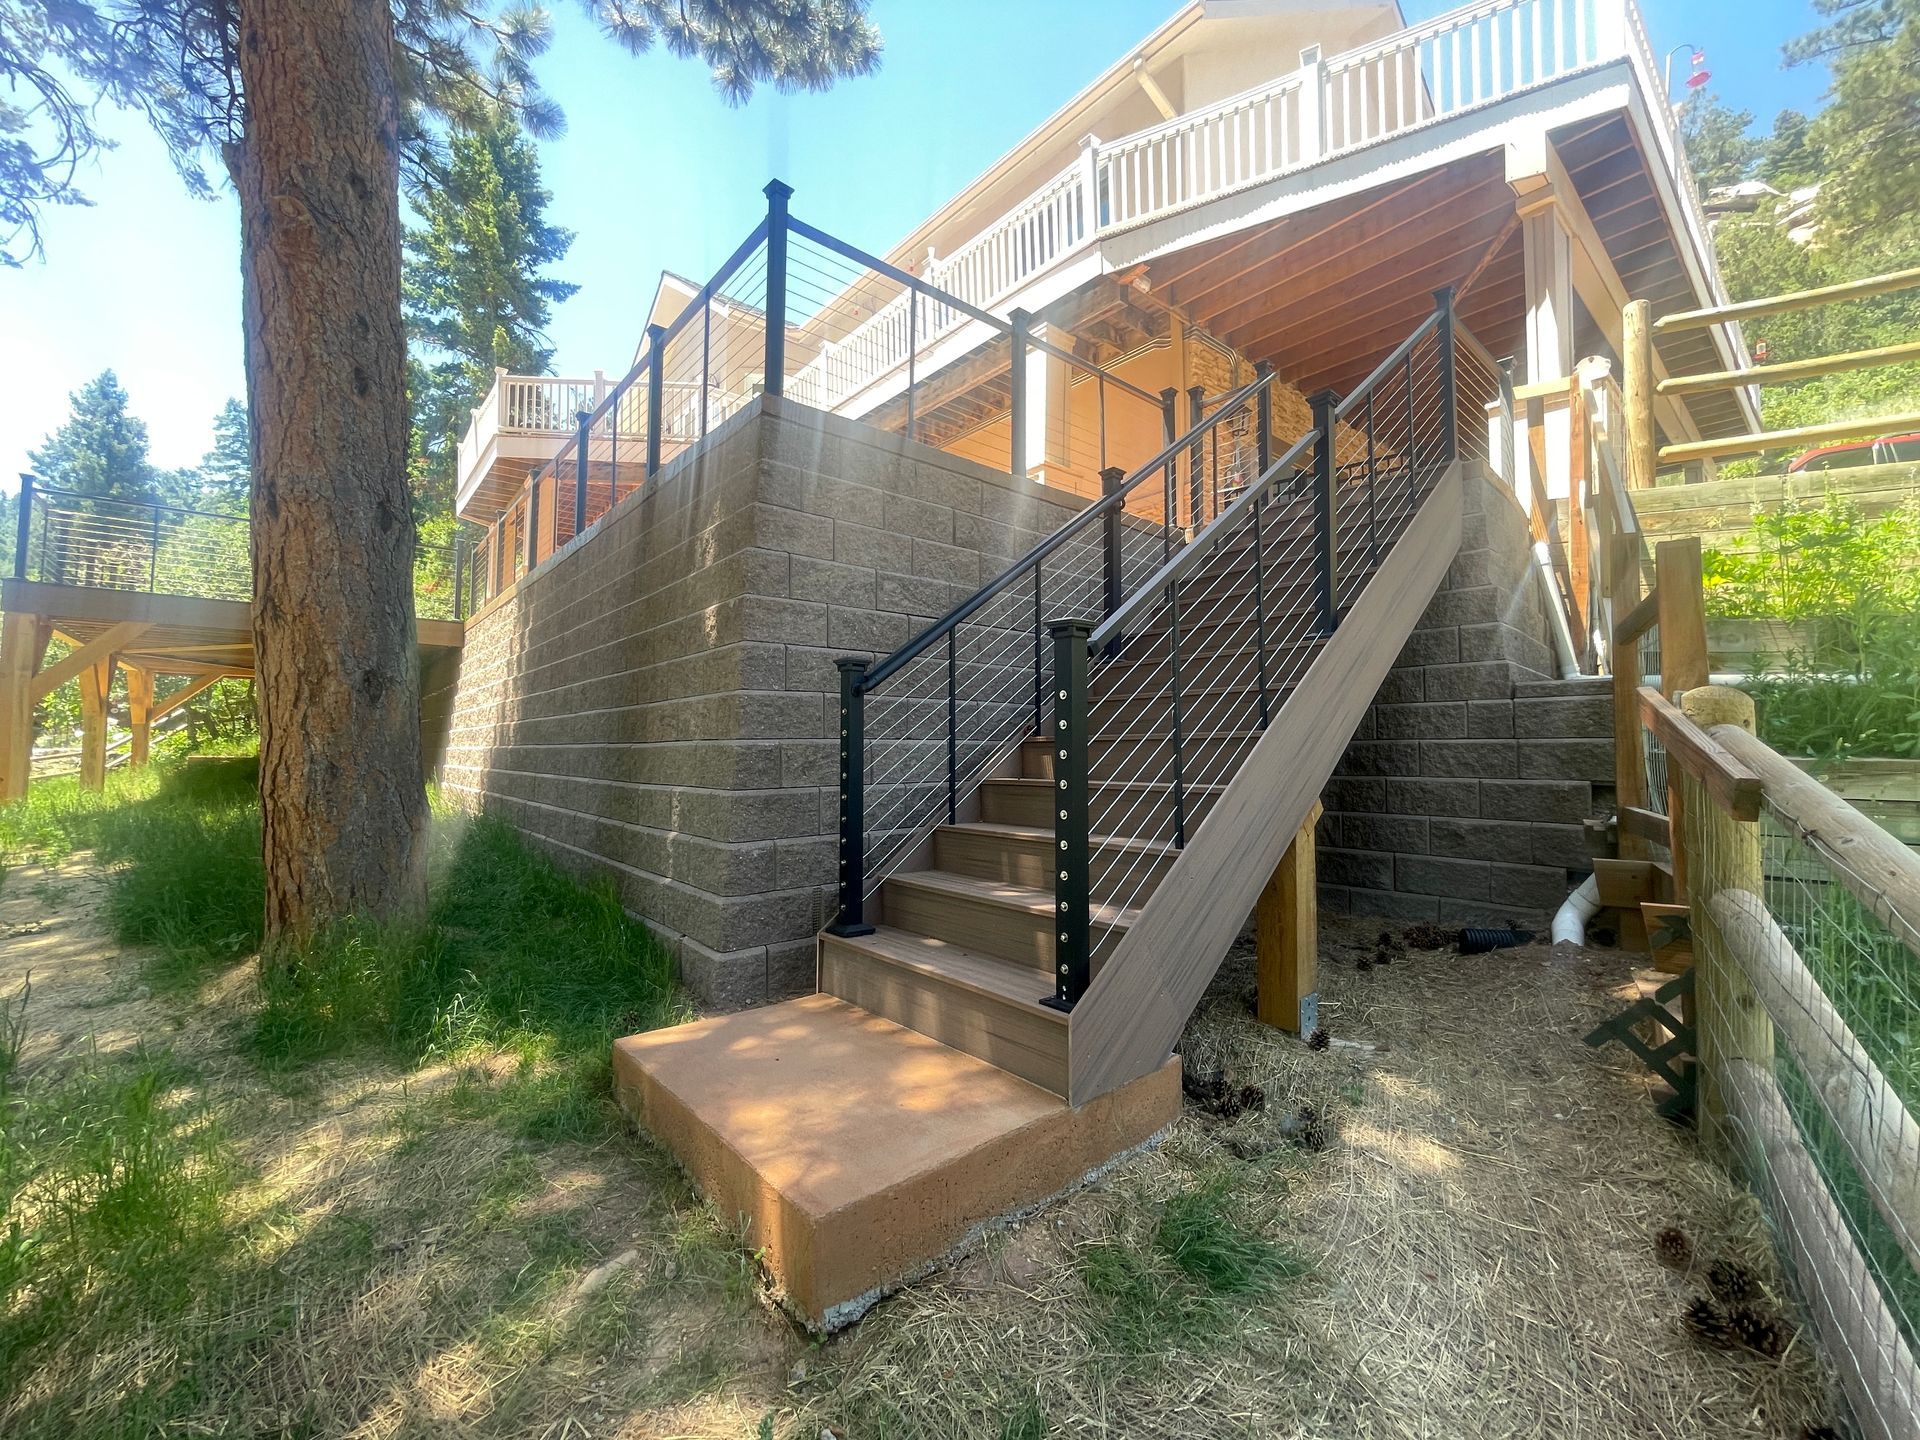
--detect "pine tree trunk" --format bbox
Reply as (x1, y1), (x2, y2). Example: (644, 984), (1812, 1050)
(231, 0), (427, 955)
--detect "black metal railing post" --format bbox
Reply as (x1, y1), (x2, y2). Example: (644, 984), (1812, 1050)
(829, 657), (876, 937)
(453, 534), (466, 619)
(945, 627), (958, 825)
(12, 474), (32, 580)
(764, 180), (793, 398)
(1253, 487), (1271, 729)
(1031, 566), (1045, 735)
(1043, 617), (1092, 1013)
(906, 283), (919, 443)
(646, 322), (667, 476)
(1365, 390), (1379, 567)
(574, 408), (590, 537)
(1009, 307), (1031, 479)
(1159, 387), (1179, 556)
(146, 505), (161, 592)
(1168, 576), (1189, 849)
(525, 470), (541, 572)
(1186, 384), (1205, 525)
(1311, 388), (1340, 634)
(1434, 285), (1458, 461)
(1498, 357), (1518, 482)
(1100, 465), (1125, 622)
(1254, 361), (1273, 476)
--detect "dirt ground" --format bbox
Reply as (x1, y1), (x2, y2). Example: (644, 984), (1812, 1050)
(0, 861), (1843, 1439)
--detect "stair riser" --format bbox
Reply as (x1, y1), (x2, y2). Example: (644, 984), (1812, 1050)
(980, 779), (1222, 838)
(884, 874), (1127, 969)
(1023, 733), (1266, 788)
(818, 938), (1067, 1096)
(933, 827), (1177, 902)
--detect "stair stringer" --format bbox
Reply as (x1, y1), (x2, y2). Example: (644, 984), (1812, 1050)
(1065, 462), (1467, 1106)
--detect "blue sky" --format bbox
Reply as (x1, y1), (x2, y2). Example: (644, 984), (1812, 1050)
(1, 0), (1835, 489)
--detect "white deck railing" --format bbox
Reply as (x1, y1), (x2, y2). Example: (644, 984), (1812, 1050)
(462, 0), (1719, 505)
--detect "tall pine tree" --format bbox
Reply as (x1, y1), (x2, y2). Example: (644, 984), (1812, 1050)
(405, 114), (576, 519)
(30, 370), (160, 501)
(198, 398), (251, 510)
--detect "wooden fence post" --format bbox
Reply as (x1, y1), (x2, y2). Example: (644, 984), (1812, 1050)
(1623, 298), (1656, 492)
(1682, 684), (1770, 1150)
(1257, 800), (1321, 1036)
(1656, 537), (1708, 896)
(77, 657), (113, 792)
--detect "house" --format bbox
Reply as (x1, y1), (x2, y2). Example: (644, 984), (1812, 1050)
(2, 0), (1758, 1332)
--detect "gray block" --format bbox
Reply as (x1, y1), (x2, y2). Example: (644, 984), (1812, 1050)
(1428, 817), (1535, 864)
(1386, 777), (1481, 817)
(1479, 779), (1592, 824)
(1395, 853), (1490, 900)
(1419, 739), (1518, 778)
(1375, 702), (1467, 740)
(1516, 738), (1616, 782)
(1513, 695), (1614, 739)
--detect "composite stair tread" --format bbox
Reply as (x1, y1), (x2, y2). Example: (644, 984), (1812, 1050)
(887, 867), (1145, 929)
(830, 924), (1063, 1021)
(937, 820), (1181, 858)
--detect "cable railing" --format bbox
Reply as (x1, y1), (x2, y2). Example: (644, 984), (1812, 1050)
(1037, 295), (1486, 1005)
(11, 479), (468, 622)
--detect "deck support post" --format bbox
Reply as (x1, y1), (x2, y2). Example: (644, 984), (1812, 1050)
(1257, 800), (1322, 1036)
(125, 665), (154, 769)
(0, 609), (47, 801)
(1655, 536), (1709, 896)
(77, 656), (112, 792)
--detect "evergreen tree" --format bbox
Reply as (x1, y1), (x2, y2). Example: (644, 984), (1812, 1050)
(1679, 89), (1761, 193)
(29, 369), (159, 501)
(1790, 0), (1920, 253)
(198, 398), (250, 510)
(405, 114), (577, 518)
(2, 1), (881, 948)
(1757, 109), (1824, 190)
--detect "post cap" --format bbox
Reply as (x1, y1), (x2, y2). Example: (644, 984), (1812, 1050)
(764, 178), (794, 203)
(1046, 615), (1094, 636)
(833, 655), (868, 674)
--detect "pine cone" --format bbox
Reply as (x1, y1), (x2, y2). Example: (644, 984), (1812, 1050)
(1799, 1425), (1841, 1440)
(1654, 1226), (1694, 1270)
(1682, 1297), (1736, 1347)
(1356, 953), (1375, 972)
(1730, 1305), (1791, 1358)
(1307, 1028), (1330, 1052)
(1706, 1258), (1758, 1305)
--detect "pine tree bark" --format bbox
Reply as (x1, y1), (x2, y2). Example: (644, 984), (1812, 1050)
(231, 0), (427, 955)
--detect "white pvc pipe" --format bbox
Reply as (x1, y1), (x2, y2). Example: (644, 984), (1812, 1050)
(1534, 540), (1582, 680)
(1552, 872), (1602, 946)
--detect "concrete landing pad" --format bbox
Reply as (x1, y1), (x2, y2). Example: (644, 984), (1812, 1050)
(613, 993), (1179, 1329)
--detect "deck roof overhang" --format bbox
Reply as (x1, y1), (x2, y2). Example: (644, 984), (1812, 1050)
(1091, 58), (1758, 443)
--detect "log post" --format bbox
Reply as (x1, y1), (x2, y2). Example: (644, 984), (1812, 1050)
(125, 665), (155, 769)
(1657, 537), (1708, 895)
(1623, 298), (1656, 492)
(78, 657), (114, 792)
(1682, 684), (1769, 1149)
(1257, 800), (1321, 1036)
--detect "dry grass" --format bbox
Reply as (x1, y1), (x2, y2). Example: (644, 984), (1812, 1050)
(1, 855), (1845, 1439)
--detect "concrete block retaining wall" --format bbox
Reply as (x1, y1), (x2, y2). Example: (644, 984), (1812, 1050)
(1317, 465), (1614, 930)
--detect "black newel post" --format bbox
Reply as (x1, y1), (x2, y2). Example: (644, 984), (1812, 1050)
(1311, 388), (1340, 634)
(646, 322), (667, 477)
(764, 180), (793, 399)
(574, 408), (590, 537)
(1254, 360), (1273, 477)
(1100, 466), (1126, 622)
(1186, 384), (1205, 524)
(1159, 386), (1179, 557)
(13, 474), (33, 580)
(828, 657), (876, 937)
(1043, 617), (1092, 1013)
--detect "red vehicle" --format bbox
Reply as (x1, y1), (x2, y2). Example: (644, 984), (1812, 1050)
(1786, 432), (1920, 473)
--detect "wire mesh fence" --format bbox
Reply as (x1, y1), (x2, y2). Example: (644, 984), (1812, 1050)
(1677, 714), (1920, 1440)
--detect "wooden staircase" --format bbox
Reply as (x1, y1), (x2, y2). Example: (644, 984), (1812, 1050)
(816, 498), (1347, 1100)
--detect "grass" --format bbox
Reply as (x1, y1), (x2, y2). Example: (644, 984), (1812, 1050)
(0, 747), (707, 1436)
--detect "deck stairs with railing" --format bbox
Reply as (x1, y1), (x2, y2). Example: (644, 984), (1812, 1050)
(616, 293), (1514, 1331)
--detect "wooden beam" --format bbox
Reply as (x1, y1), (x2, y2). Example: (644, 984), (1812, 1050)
(0, 610), (47, 802)
(1655, 537), (1709, 692)
(77, 657), (112, 792)
(1612, 588), (1659, 648)
(1636, 686), (1765, 822)
(124, 665), (154, 769)
(1256, 800), (1321, 1036)
(1623, 299), (1656, 491)
(29, 621), (151, 702)
(1654, 264), (1920, 335)
(149, 672), (226, 721)
(1656, 339), (1920, 397)
(1660, 411), (1920, 466)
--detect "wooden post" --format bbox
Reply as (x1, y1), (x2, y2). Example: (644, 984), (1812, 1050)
(1566, 375), (1591, 666)
(125, 665), (154, 769)
(1656, 537), (1708, 894)
(1682, 685), (1768, 1150)
(0, 610), (44, 802)
(77, 656), (113, 792)
(1257, 800), (1321, 1036)
(1623, 298), (1656, 492)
